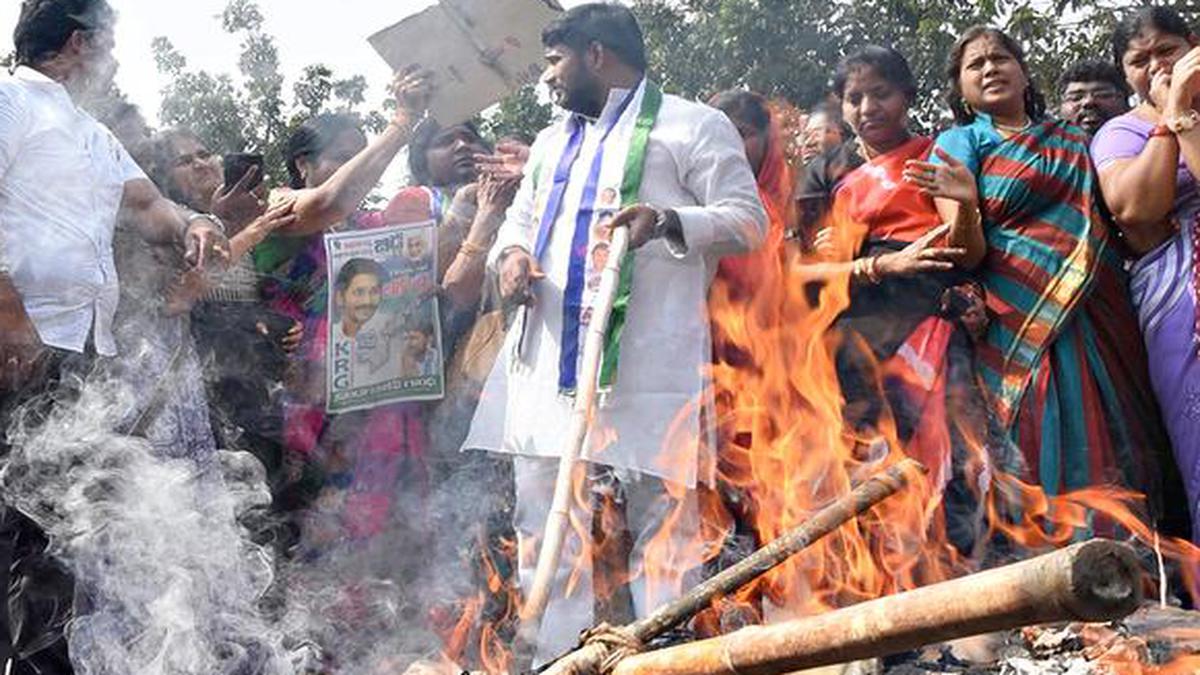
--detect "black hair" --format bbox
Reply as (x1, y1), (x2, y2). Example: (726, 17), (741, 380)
(13, 0), (114, 66)
(833, 45), (919, 104)
(335, 258), (387, 293)
(406, 121), (488, 187)
(810, 100), (855, 140)
(946, 26), (1047, 125)
(286, 112), (363, 189)
(710, 89), (771, 134)
(1112, 6), (1193, 66)
(541, 2), (647, 72)
(144, 128), (206, 207)
(1058, 59), (1132, 98)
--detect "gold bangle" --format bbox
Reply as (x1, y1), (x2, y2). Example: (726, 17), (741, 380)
(459, 240), (487, 258)
(866, 256), (882, 284)
(851, 258), (865, 282)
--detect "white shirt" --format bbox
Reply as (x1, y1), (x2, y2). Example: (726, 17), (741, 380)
(466, 81), (766, 488)
(334, 311), (401, 391)
(0, 66), (146, 356)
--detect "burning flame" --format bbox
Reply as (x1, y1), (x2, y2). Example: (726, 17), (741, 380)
(432, 193), (1200, 673)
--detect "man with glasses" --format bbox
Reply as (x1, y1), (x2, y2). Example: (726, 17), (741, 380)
(1059, 60), (1132, 137)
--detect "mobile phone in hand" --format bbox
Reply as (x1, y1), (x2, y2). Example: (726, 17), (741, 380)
(223, 153), (264, 191)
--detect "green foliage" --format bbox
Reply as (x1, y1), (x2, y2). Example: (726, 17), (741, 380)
(488, 0), (1173, 135)
(152, 37), (249, 153)
(481, 85), (553, 144)
(154, 0), (390, 186)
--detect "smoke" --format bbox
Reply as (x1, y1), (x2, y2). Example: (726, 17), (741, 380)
(0, 337), (515, 674)
(0, 360), (298, 675)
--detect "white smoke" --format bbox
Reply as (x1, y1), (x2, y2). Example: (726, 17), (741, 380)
(0, 348), (513, 675)
(0, 363), (301, 675)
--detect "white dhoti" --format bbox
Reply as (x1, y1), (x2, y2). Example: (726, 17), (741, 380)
(512, 456), (702, 662)
(464, 79), (767, 662)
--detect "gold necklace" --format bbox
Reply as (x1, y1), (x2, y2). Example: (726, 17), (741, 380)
(993, 117), (1032, 137)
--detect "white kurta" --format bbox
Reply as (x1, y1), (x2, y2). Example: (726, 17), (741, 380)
(464, 82), (766, 488)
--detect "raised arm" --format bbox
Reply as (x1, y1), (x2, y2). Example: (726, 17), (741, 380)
(442, 175), (521, 310)
(1096, 123), (1179, 234)
(903, 145), (987, 270)
(120, 178), (229, 270)
(280, 69), (433, 236)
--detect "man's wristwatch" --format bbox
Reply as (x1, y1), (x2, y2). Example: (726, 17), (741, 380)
(187, 212), (227, 234)
(652, 207), (681, 240)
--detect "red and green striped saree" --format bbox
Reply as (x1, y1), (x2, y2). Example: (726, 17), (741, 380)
(933, 113), (1166, 496)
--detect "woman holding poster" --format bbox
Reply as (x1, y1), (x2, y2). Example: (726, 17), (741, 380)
(252, 72), (437, 569)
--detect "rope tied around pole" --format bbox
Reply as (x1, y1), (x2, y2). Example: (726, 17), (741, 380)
(579, 623), (643, 674)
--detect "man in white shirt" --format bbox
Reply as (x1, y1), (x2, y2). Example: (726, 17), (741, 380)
(0, 1), (228, 671)
(464, 2), (766, 660)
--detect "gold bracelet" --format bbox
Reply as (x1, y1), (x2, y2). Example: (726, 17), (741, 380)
(865, 256), (883, 285)
(459, 240), (487, 258)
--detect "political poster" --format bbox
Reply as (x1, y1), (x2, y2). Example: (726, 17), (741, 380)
(324, 221), (444, 413)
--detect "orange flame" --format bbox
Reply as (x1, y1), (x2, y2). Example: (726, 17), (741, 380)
(434, 187), (1200, 674)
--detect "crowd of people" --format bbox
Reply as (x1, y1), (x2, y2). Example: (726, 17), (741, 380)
(2, 0), (1200, 673)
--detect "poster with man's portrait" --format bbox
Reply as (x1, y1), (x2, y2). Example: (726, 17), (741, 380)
(324, 221), (444, 413)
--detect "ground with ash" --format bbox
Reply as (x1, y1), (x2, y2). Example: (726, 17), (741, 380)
(870, 605), (1200, 674)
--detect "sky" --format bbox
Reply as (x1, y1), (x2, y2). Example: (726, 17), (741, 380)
(0, 0), (592, 189)
(0, 0), (598, 124)
(0, 0), (446, 124)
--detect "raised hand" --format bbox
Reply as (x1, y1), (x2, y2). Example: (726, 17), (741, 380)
(211, 164), (268, 230)
(1151, 69), (1174, 111)
(477, 173), (521, 217)
(1168, 46), (1200, 114)
(390, 66), (436, 120)
(184, 217), (231, 272)
(476, 140), (531, 181)
(903, 147), (979, 207)
(499, 247), (544, 307)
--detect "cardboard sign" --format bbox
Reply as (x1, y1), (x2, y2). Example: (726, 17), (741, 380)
(368, 0), (563, 125)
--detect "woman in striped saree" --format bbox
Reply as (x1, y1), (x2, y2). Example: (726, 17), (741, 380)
(914, 26), (1168, 503)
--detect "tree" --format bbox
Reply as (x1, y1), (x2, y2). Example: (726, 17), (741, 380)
(152, 36), (250, 155)
(486, 0), (1184, 135)
(481, 85), (553, 143)
(154, 0), (390, 183)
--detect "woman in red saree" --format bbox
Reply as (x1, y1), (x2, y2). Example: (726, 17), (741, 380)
(710, 90), (795, 298)
(809, 46), (994, 551)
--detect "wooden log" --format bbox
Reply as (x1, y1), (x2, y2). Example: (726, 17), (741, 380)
(517, 226), (632, 654)
(538, 459), (925, 675)
(611, 539), (1143, 675)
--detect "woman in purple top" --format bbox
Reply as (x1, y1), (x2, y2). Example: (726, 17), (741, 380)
(1094, 6), (1200, 541)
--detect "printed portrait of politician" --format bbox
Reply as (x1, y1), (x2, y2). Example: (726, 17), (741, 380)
(399, 319), (440, 379)
(401, 229), (433, 273)
(333, 257), (402, 388)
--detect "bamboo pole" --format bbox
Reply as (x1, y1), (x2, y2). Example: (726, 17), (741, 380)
(539, 458), (925, 675)
(517, 226), (632, 655)
(611, 539), (1142, 675)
